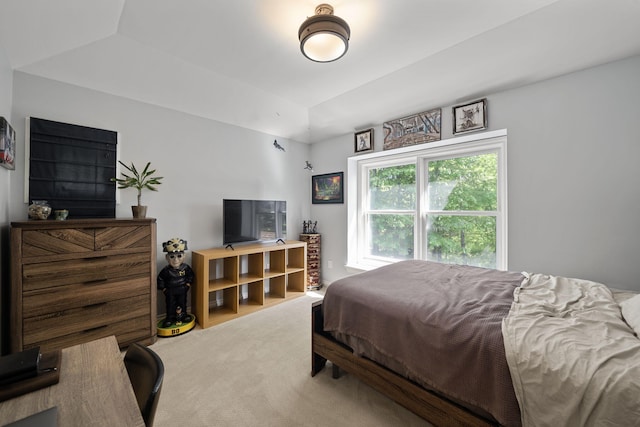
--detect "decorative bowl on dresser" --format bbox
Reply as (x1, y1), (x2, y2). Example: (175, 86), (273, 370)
(10, 218), (157, 353)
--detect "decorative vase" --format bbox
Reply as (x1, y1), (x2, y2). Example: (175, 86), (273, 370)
(132, 205), (147, 218)
(28, 200), (52, 220)
(54, 209), (69, 220)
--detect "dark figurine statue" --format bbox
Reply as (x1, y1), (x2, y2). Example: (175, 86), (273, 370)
(157, 237), (195, 328)
(303, 220), (318, 234)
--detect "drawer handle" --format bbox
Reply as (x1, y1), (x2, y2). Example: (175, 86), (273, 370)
(83, 325), (108, 333)
(83, 302), (107, 309)
(83, 256), (108, 260)
(83, 279), (108, 285)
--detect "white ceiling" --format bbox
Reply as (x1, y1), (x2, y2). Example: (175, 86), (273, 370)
(1, 0), (639, 143)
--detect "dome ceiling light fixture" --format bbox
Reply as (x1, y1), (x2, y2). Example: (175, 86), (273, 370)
(298, 3), (351, 63)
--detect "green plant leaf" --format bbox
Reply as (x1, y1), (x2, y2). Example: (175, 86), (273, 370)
(110, 161), (163, 205)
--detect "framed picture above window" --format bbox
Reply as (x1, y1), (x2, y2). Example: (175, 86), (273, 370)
(383, 108), (441, 150)
(354, 128), (373, 153)
(312, 172), (344, 204)
(453, 98), (487, 134)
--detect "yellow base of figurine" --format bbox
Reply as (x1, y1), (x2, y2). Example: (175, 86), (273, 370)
(157, 314), (196, 338)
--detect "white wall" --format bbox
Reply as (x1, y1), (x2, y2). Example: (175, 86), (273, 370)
(6, 55), (640, 296)
(10, 72), (311, 267)
(311, 54), (640, 291)
(0, 46), (13, 353)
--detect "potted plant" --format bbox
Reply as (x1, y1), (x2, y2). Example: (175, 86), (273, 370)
(111, 161), (163, 218)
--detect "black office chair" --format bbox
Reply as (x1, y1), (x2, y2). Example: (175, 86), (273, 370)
(124, 343), (164, 427)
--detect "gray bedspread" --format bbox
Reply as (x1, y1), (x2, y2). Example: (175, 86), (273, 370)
(323, 260), (524, 426)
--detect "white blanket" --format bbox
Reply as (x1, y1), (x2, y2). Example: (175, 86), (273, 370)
(502, 273), (640, 426)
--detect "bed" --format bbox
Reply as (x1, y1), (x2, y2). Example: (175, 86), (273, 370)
(310, 260), (640, 427)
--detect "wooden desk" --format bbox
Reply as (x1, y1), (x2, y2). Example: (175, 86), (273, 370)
(0, 336), (144, 427)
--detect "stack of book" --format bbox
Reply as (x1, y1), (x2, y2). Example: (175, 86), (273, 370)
(0, 347), (40, 386)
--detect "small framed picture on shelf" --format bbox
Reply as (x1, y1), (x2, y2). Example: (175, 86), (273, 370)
(312, 172), (344, 204)
(354, 128), (373, 153)
(452, 98), (487, 134)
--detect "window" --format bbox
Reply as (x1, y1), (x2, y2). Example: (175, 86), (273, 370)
(348, 130), (507, 271)
(365, 162), (416, 261)
(424, 152), (498, 268)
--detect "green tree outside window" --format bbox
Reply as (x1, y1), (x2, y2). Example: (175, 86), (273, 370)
(365, 153), (498, 268)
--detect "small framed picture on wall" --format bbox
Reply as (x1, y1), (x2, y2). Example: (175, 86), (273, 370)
(354, 128), (373, 153)
(0, 117), (16, 170)
(312, 172), (344, 204)
(452, 98), (487, 134)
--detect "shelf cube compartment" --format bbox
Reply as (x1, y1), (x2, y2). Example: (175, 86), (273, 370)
(210, 286), (239, 316)
(266, 249), (286, 275)
(287, 247), (305, 271)
(239, 253), (264, 284)
(287, 270), (306, 293)
(239, 280), (265, 306)
(206, 256), (239, 288)
(266, 275), (286, 300)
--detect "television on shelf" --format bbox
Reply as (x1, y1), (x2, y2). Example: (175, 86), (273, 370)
(223, 199), (287, 246)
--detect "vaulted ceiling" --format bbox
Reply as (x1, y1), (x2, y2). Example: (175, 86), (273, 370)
(1, 0), (639, 143)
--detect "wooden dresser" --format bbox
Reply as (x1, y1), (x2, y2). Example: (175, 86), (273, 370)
(10, 218), (157, 353)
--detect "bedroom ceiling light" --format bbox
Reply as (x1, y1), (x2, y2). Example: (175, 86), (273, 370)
(298, 4), (350, 63)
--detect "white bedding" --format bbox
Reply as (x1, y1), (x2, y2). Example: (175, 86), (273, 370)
(502, 273), (640, 426)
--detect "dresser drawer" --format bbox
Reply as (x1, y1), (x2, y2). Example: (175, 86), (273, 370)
(22, 225), (151, 257)
(22, 228), (95, 257)
(23, 294), (150, 346)
(22, 253), (151, 291)
(23, 277), (150, 318)
(95, 225), (151, 251)
(23, 314), (152, 352)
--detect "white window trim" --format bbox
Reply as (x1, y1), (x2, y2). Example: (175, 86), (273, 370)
(346, 129), (508, 273)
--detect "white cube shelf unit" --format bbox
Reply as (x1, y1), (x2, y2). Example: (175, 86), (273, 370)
(191, 240), (307, 328)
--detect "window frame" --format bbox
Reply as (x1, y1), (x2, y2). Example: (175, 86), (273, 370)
(347, 129), (508, 272)
(362, 158), (417, 264)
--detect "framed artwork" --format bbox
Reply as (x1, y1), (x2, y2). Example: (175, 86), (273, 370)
(354, 128), (373, 153)
(383, 108), (441, 150)
(453, 98), (487, 134)
(312, 172), (344, 204)
(0, 117), (15, 170)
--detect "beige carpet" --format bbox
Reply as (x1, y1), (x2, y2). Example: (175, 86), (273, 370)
(150, 294), (431, 427)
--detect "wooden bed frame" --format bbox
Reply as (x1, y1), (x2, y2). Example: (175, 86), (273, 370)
(311, 300), (498, 427)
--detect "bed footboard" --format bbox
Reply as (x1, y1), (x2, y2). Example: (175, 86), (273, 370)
(311, 300), (497, 427)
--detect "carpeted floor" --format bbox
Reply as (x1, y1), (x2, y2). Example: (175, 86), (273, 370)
(149, 294), (432, 427)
